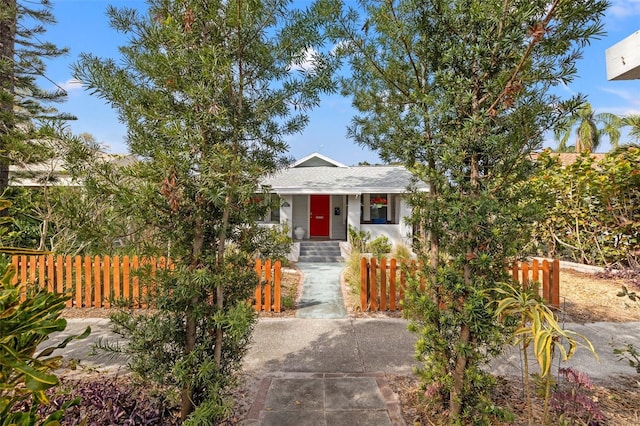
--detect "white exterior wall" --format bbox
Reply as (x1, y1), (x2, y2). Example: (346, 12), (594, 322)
(347, 194), (361, 235)
(399, 197), (413, 246)
(279, 194), (293, 237)
(331, 195), (347, 240)
(360, 224), (403, 247)
(291, 195), (309, 239)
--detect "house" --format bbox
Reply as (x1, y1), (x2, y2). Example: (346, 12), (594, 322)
(259, 152), (429, 251)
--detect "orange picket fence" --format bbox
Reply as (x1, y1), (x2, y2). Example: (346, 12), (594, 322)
(360, 257), (560, 312)
(10, 255), (282, 313)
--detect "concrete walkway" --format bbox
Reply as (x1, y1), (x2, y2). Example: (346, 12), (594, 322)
(296, 262), (348, 319)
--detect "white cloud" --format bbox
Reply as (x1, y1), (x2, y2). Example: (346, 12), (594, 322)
(289, 47), (318, 72)
(600, 87), (640, 112)
(608, 0), (640, 19)
(58, 78), (84, 92)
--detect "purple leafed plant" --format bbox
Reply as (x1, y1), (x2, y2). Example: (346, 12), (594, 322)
(549, 368), (604, 425)
(13, 376), (180, 425)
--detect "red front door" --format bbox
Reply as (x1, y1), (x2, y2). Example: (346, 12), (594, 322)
(309, 195), (330, 238)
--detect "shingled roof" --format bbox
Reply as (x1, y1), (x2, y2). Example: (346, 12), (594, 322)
(262, 153), (429, 195)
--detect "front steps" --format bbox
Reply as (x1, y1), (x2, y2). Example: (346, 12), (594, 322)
(297, 240), (343, 263)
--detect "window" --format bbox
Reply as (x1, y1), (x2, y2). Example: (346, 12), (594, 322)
(269, 194), (280, 223)
(256, 193), (280, 223)
(362, 193), (394, 224)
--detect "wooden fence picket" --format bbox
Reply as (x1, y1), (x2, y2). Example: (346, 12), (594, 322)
(361, 257), (561, 312)
(10, 255), (283, 312)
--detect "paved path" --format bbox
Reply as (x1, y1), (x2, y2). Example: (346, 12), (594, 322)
(244, 318), (415, 425)
(296, 262), (348, 319)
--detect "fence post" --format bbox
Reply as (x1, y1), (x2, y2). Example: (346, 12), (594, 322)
(511, 261), (519, 283)
(532, 259), (540, 283)
(380, 257), (387, 311)
(254, 259), (262, 312)
(399, 261), (406, 305)
(122, 255), (130, 306)
(389, 258), (397, 311)
(103, 256), (111, 309)
(17, 255), (26, 290)
(521, 262), (529, 289)
(93, 255), (102, 308)
(541, 259), (550, 304)
(551, 259), (560, 308)
(38, 256), (46, 290)
(64, 256), (72, 307)
(74, 256), (82, 307)
(370, 257), (378, 311)
(55, 255), (64, 296)
(274, 260), (281, 313)
(46, 255), (54, 293)
(113, 255), (121, 303)
(360, 257), (368, 311)
(264, 259), (272, 312)
(84, 256), (92, 308)
(132, 256), (140, 308)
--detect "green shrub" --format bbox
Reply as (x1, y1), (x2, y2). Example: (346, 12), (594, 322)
(0, 256), (90, 425)
(529, 147), (640, 267)
(348, 225), (370, 254)
(366, 235), (391, 258)
(253, 222), (293, 264)
(391, 242), (413, 262)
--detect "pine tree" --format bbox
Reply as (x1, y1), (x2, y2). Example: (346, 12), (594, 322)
(323, 0), (608, 421)
(73, 0), (337, 421)
(0, 0), (73, 194)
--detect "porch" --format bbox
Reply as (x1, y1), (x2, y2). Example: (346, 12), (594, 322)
(275, 193), (412, 246)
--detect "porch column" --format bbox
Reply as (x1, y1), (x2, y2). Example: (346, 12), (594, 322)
(347, 194), (361, 233)
(362, 193), (371, 222)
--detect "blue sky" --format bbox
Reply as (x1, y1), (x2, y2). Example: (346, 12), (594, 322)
(40, 0), (640, 165)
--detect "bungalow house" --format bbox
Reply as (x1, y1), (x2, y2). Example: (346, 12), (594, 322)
(259, 152), (429, 253)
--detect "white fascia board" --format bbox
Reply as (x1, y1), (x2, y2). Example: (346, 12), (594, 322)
(292, 152), (349, 168)
(606, 30), (640, 81)
(267, 187), (429, 195)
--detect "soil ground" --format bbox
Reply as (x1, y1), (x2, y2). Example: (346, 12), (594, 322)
(60, 266), (640, 424)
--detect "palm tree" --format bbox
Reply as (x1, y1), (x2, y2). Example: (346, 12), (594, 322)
(554, 103), (621, 152)
(621, 114), (640, 142)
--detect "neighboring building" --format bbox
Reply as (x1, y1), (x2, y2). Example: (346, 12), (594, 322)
(605, 30), (640, 81)
(260, 152), (428, 248)
(530, 151), (606, 167)
(8, 153), (135, 187)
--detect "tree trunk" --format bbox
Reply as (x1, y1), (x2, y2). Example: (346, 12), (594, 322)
(214, 194), (231, 368)
(450, 154), (481, 420)
(181, 214), (204, 421)
(0, 0), (17, 195)
(450, 323), (470, 419)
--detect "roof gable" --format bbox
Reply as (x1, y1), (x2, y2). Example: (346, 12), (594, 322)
(292, 152), (347, 168)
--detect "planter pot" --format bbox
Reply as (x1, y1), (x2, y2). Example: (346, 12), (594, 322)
(294, 227), (305, 240)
